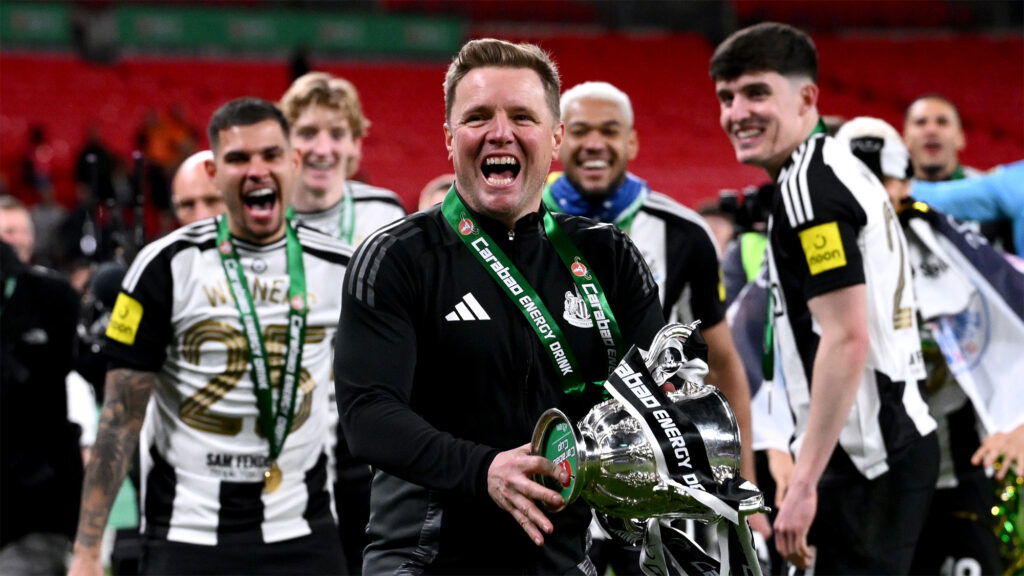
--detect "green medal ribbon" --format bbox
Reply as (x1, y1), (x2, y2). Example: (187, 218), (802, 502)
(215, 214), (308, 467)
(541, 177), (648, 234)
(285, 182), (356, 244)
(542, 211), (622, 375)
(441, 189), (621, 395)
(0, 276), (16, 318)
(337, 182), (355, 245)
(762, 118), (828, 380)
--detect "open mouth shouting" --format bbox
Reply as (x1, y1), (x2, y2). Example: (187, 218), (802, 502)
(242, 187), (278, 221)
(482, 155), (521, 186)
(923, 140), (943, 156)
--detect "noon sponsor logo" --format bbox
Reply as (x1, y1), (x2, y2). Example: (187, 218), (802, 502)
(799, 221), (847, 275)
(808, 248), (842, 266)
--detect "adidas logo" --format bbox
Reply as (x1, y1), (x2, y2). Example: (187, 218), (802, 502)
(445, 292), (491, 322)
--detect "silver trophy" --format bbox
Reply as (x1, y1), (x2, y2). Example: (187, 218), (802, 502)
(532, 322), (758, 542)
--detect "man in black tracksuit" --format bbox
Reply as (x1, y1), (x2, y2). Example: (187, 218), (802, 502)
(334, 39), (665, 574)
(0, 240), (83, 573)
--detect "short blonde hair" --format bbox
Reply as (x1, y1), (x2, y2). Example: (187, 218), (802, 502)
(280, 72), (370, 138)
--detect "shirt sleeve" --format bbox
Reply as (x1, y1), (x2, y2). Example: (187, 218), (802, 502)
(102, 245), (174, 372)
(333, 233), (498, 498)
(782, 152), (868, 301)
(608, 227), (669, 351)
(675, 224), (727, 328)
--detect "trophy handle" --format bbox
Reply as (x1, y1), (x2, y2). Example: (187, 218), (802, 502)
(595, 512), (645, 545)
(645, 321), (702, 386)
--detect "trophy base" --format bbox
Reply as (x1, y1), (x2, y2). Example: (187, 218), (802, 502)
(531, 408), (587, 504)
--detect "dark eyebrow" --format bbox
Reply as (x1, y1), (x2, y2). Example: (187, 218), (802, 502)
(459, 105), (490, 119)
(740, 81), (771, 93)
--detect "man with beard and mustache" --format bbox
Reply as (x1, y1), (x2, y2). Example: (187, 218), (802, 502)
(69, 98), (350, 575)
(543, 80), (767, 571)
(903, 94), (1015, 253)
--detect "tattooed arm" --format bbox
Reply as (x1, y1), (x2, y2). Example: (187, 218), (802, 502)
(68, 368), (157, 576)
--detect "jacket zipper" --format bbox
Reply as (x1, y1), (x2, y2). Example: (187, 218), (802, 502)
(508, 227), (534, 428)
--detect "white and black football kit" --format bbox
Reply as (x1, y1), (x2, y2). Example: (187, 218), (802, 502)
(628, 192), (726, 327)
(291, 180), (406, 246)
(334, 199), (665, 574)
(766, 133), (938, 573)
(102, 218), (351, 571)
(291, 179), (405, 574)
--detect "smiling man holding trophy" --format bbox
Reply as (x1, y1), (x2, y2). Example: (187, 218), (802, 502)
(335, 37), (764, 575)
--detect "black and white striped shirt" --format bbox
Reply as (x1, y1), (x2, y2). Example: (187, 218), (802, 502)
(767, 134), (935, 479)
(104, 219), (351, 545)
(628, 192), (726, 327)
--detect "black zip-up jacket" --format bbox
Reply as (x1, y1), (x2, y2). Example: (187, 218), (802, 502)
(1, 241), (83, 547)
(335, 198), (664, 574)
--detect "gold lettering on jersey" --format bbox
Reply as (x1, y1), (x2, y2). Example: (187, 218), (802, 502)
(106, 293), (143, 345)
(799, 222), (847, 275)
(202, 279), (310, 307)
(266, 279), (286, 303)
(252, 278), (270, 302)
(202, 283), (231, 307)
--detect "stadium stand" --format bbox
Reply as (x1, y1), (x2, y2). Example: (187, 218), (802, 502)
(1, 32), (1020, 212)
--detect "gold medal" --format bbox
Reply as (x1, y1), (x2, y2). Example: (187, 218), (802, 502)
(264, 462), (283, 493)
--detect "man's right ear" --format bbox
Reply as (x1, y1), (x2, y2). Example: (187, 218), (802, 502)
(204, 158), (216, 179)
(444, 123), (454, 161)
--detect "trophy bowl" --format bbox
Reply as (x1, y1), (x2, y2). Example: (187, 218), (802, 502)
(531, 322), (741, 524)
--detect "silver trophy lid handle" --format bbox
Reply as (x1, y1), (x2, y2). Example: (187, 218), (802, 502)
(644, 321), (702, 386)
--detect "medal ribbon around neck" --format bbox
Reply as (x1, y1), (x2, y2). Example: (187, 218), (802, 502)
(441, 188), (621, 395)
(0, 276), (16, 317)
(337, 182), (355, 245)
(215, 214), (308, 471)
(762, 118), (828, 381)
(285, 182), (356, 245)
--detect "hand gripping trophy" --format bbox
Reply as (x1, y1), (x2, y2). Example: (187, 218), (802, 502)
(532, 322), (767, 576)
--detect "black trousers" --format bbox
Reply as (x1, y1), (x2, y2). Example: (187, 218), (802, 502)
(140, 525), (345, 575)
(809, 432), (939, 575)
